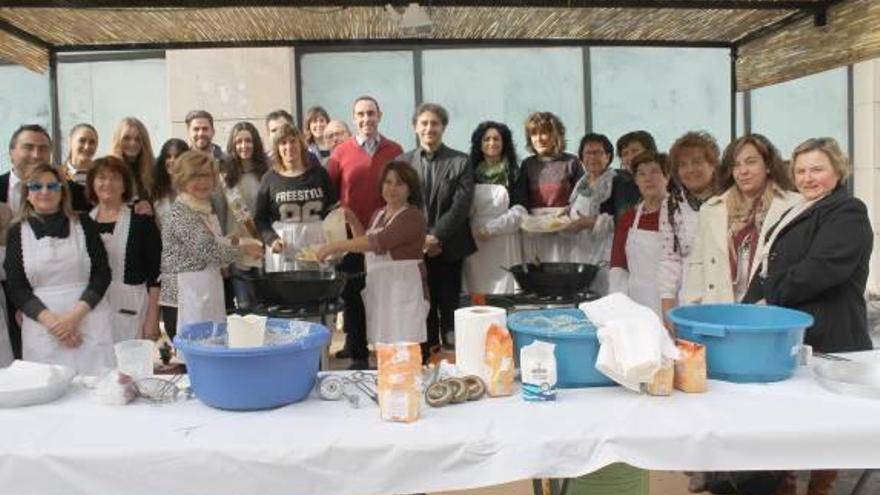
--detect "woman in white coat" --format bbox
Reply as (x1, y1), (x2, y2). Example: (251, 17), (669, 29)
(565, 133), (618, 294)
(4, 164), (114, 374)
(684, 134), (800, 305)
(609, 152), (669, 316)
(316, 161), (428, 366)
(159, 151), (263, 338)
(463, 122), (524, 296)
(86, 156), (162, 342)
(658, 131), (719, 326)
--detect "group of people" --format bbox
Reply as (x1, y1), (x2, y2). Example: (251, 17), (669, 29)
(0, 92), (873, 494)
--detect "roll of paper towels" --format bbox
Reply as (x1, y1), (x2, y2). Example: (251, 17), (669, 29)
(454, 306), (507, 383)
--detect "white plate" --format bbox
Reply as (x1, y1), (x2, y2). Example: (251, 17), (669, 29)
(0, 361), (76, 408)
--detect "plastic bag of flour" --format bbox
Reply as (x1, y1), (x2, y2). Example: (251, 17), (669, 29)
(520, 340), (557, 401)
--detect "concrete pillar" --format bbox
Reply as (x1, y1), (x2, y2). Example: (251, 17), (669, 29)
(852, 59), (880, 296)
(165, 46), (296, 151)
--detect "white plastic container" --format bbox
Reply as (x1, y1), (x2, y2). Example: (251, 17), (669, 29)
(227, 314), (267, 348)
(114, 340), (155, 379)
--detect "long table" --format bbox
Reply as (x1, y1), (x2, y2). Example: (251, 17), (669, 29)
(1, 353), (879, 495)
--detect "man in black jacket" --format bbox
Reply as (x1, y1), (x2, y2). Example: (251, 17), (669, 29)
(398, 103), (476, 352)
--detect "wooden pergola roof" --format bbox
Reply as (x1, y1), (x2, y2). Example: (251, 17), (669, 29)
(0, 0), (876, 90)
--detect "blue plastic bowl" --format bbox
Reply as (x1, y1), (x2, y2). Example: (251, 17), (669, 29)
(174, 319), (330, 410)
(667, 304), (812, 383)
(507, 308), (615, 388)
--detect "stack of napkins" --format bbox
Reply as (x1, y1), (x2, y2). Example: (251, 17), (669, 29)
(580, 293), (679, 392)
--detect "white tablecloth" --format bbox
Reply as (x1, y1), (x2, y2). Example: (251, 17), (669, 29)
(1, 353), (879, 495)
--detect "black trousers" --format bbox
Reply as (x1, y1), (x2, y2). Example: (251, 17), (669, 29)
(425, 257), (463, 348)
(162, 306), (178, 341)
(339, 252), (368, 361)
(2, 281), (22, 359)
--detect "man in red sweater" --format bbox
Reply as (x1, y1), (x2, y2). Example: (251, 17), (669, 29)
(327, 96), (404, 370)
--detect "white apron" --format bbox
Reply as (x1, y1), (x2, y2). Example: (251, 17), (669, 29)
(523, 207), (577, 263)
(0, 246), (14, 367)
(464, 184), (521, 294)
(569, 192), (613, 295)
(20, 220), (115, 375)
(176, 212), (228, 333)
(361, 208), (428, 344)
(91, 206), (148, 342)
(625, 204), (663, 317)
(265, 220), (326, 272)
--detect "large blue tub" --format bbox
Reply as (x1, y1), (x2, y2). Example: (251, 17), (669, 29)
(667, 304), (812, 383)
(174, 319), (330, 410)
(507, 308), (615, 388)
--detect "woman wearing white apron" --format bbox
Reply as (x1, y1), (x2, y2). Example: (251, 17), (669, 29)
(564, 134), (618, 294)
(160, 151), (263, 338)
(317, 161), (429, 366)
(658, 132), (719, 329)
(254, 122), (337, 273)
(463, 122), (524, 295)
(4, 164), (114, 375)
(87, 156), (162, 342)
(609, 153), (670, 317)
(512, 112), (583, 263)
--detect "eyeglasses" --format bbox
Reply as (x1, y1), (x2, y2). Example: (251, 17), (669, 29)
(26, 181), (62, 193)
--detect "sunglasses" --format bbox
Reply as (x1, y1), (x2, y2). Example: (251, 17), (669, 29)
(26, 181), (62, 193)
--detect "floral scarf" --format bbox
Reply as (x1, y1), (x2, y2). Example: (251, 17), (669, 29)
(475, 159), (509, 186)
(726, 185), (774, 300)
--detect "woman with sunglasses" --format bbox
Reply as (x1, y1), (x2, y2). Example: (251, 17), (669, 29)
(4, 164), (114, 374)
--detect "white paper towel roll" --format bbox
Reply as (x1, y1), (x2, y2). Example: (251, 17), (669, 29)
(454, 306), (507, 383)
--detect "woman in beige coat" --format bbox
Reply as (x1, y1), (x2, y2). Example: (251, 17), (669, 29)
(683, 134), (800, 305)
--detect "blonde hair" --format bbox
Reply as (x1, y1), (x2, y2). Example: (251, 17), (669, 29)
(16, 163), (76, 223)
(172, 150), (217, 191)
(271, 123), (311, 173)
(110, 117), (155, 200)
(791, 137), (850, 184)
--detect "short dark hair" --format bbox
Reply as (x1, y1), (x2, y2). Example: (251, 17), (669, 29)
(379, 160), (423, 209)
(578, 133), (614, 167)
(185, 110), (214, 128)
(616, 130), (657, 158)
(353, 95), (381, 114)
(631, 151), (669, 178)
(9, 124), (51, 151)
(86, 155), (134, 204)
(412, 103), (449, 127)
(265, 109), (293, 126)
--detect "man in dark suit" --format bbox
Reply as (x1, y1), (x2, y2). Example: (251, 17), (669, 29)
(398, 103), (476, 352)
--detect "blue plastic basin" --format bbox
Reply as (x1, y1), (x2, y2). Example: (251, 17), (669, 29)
(174, 319), (330, 410)
(667, 304), (812, 383)
(507, 308), (615, 388)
